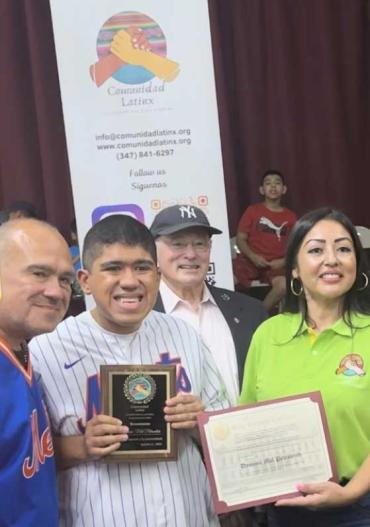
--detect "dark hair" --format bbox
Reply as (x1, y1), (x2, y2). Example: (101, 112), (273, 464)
(82, 215), (157, 270)
(261, 170), (285, 185)
(7, 200), (38, 218)
(283, 207), (370, 324)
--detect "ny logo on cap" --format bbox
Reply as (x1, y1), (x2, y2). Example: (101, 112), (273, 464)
(179, 205), (197, 219)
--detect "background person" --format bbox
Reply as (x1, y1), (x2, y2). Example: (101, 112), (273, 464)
(0, 218), (74, 526)
(234, 170), (296, 311)
(69, 217), (81, 272)
(68, 217), (84, 306)
(239, 207), (370, 526)
(30, 214), (229, 527)
(7, 200), (38, 219)
(0, 210), (9, 225)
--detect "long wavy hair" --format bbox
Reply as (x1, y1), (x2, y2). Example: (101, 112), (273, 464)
(283, 207), (370, 325)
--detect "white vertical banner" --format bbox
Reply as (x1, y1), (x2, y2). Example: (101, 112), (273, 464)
(50, 0), (233, 288)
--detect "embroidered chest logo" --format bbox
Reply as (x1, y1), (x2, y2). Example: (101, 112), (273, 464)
(258, 216), (288, 240)
(23, 409), (54, 479)
(335, 353), (366, 377)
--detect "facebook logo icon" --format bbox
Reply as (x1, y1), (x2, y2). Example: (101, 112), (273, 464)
(91, 204), (145, 225)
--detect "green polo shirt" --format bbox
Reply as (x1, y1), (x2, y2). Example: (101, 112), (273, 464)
(240, 312), (370, 479)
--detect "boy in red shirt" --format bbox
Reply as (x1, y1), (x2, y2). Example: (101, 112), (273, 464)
(234, 170), (297, 311)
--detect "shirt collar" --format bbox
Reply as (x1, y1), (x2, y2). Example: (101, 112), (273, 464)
(330, 313), (370, 336)
(202, 285), (217, 305)
(277, 312), (370, 342)
(159, 280), (216, 313)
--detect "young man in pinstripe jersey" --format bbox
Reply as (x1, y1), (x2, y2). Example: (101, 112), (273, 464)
(30, 214), (229, 527)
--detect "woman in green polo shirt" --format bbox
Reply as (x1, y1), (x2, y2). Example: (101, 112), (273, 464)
(240, 207), (370, 527)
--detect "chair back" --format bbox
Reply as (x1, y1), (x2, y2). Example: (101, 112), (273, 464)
(356, 226), (370, 249)
(230, 236), (240, 259)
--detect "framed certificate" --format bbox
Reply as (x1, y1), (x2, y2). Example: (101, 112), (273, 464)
(197, 392), (337, 512)
(101, 364), (177, 462)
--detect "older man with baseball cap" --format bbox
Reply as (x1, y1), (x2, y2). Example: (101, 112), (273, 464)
(151, 204), (267, 406)
(151, 206), (267, 526)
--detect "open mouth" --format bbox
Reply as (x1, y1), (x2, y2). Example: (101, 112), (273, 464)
(113, 295), (144, 308)
(319, 272), (342, 282)
(178, 264), (200, 270)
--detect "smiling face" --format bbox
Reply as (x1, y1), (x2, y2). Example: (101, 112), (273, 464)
(259, 174), (286, 201)
(293, 219), (357, 308)
(155, 227), (211, 293)
(0, 221), (74, 347)
(78, 243), (160, 334)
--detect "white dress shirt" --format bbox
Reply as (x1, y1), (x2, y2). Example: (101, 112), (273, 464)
(159, 280), (240, 404)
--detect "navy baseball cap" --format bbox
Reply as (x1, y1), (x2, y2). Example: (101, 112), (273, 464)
(150, 205), (222, 237)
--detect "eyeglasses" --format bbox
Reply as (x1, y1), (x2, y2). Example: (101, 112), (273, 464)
(162, 239), (211, 254)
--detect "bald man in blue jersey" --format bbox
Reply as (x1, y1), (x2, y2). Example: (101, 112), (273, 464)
(0, 219), (74, 526)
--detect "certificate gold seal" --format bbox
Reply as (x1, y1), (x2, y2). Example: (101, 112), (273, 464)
(211, 422), (230, 441)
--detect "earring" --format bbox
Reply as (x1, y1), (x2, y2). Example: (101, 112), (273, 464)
(290, 277), (303, 296)
(357, 272), (369, 291)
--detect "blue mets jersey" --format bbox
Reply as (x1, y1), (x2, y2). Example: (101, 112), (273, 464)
(0, 339), (58, 526)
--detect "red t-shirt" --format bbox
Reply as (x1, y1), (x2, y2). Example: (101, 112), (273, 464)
(237, 203), (297, 260)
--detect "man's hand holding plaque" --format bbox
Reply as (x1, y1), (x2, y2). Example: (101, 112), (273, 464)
(84, 415), (129, 459)
(84, 390), (204, 462)
(164, 393), (204, 429)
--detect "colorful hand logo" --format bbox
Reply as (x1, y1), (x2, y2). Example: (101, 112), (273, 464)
(90, 12), (180, 87)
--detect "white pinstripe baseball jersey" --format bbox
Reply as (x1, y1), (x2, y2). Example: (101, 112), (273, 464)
(30, 310), (229, 527)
